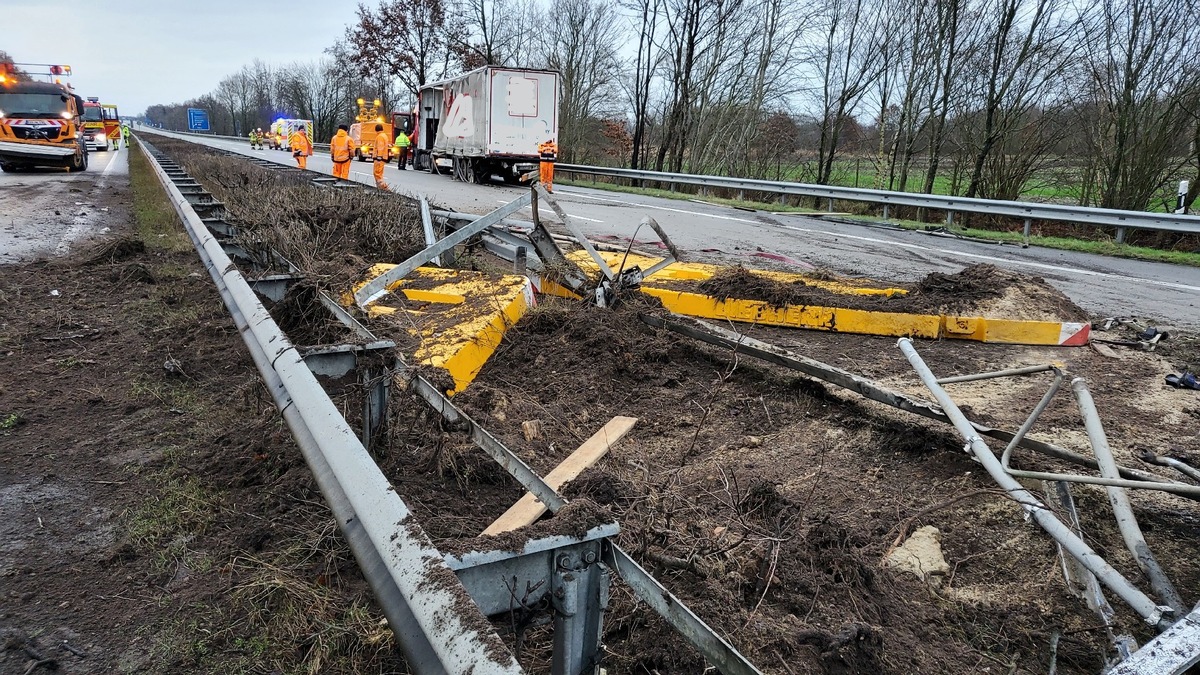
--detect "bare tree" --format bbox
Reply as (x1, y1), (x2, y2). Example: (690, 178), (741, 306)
(536, 0), (624, 162)
(622, 0), (664, 170)
(343, 0), (452, 97)
(810, 0), (885, 186)
(961, 0), (1075, 198)
(1079, 0), (1200, 210)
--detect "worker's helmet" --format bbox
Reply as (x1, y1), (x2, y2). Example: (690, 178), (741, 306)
(375, 123), (383, 131)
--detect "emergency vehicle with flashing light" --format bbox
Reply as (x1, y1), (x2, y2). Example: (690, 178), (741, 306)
(349, 98), (391, 162)
(0, 62), (89, 172)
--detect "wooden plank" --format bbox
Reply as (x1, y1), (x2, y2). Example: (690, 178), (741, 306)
(481, 416), (638, 535)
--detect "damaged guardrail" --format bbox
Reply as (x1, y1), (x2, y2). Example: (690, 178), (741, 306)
(135, 135), (524, 674)
(137, 132), (766, 674)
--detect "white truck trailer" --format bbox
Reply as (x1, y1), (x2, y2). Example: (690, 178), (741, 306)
(413, 66), (559, 184)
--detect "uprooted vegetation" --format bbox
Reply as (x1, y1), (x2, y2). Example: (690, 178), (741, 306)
(134, 138), (1200, 674)
(149, 137), (429, 290)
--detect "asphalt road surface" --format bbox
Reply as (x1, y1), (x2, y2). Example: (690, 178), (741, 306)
(139, 128), (1200, 328)
(0, 148), (129, 264)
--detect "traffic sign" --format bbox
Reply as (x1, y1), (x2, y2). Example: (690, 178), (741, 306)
(187, 108), (210, 131)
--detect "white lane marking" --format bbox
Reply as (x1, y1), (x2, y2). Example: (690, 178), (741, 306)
(555, 188), (759, 224)
(101, 150), (120, 177)
(497, 199), (604, 223)
(781, 224), (1200, 293)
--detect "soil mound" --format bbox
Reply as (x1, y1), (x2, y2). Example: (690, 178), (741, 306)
(699, 263), (1087, 321)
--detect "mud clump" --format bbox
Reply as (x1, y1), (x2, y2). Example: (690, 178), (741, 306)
(267, 281), (354, 347)
(699, 266), (825, 309)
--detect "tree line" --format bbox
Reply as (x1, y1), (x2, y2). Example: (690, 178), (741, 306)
(143, 0), (1200, 212)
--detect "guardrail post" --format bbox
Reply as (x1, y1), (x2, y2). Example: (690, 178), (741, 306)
(1116, 227), (1127, 244)
(946, 211), (954, 227)
(827, 198), (834, 213)
(738, 189), (745, 201)
(882, 204), (889, 221)
(1023, 219), (1032, 248)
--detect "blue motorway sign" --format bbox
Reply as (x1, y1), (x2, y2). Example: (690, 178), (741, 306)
(187, 108), (210, 131)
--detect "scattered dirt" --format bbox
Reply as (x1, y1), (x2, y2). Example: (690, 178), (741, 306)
(439, 499), (614, 557)
(0, 150), (407, 674)
(699, 263), (1089, 321)
(436, 294), (1200, 674)
(14, 138), (1185, 672)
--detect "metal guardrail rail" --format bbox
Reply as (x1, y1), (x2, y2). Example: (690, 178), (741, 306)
(143, 126), (1200, 238)
(136, 130), (766, 674)
(552, 166), (1200, 238)
(147, 126), (333, 151)
(135, 135), (524, 674)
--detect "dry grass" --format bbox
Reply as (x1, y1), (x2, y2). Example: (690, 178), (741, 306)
(153, 141), (430, 291)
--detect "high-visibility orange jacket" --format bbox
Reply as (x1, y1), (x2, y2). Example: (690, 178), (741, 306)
(538, 139), (558, 158)
(330, 129), (356, 162)
(373, 131), (391, 160)
(290, 131), (312, 155)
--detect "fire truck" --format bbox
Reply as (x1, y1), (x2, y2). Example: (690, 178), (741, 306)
(349, 97), (391, 162)
(0, 63), (89, 172)
(82, 99), (108, 151)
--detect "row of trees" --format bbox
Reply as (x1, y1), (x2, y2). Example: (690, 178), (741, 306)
(143, 0), (1200, 212)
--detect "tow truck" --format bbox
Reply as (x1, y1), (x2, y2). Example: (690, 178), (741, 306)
(0, 63), (88, 172)
(349, 97), (391, 162)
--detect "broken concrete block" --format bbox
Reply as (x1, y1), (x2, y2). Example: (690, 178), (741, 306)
(886, 525), (950, 586)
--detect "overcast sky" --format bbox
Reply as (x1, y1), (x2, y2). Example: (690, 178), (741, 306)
(1, 0), (356, 115)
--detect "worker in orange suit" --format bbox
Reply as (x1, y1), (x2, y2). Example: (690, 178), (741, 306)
(371, 123), (392, 190)
(538, 139), (558, 192)
(289, 125), (312, 170)
(330, 124), (356, 180)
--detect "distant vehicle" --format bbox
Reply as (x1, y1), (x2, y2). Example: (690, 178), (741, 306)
(415, 66), (559, 184)
(269, 119), (313, 151)
(0, 63), (89, 172)
(349, 98), (390, 161)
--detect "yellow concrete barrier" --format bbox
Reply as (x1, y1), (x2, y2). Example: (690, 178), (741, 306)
(348, 265), (535, 393)
(564, 252), (1090, 346)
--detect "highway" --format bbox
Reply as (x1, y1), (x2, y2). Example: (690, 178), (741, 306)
(140, 128), (1200, 328)
(0, 148), (129, 264)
